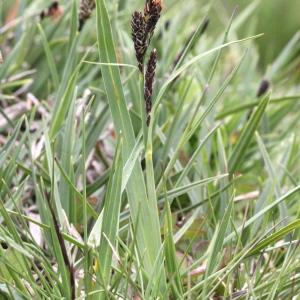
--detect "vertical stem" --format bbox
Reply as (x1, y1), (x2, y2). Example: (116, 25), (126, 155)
(82, 109), (89, 296)
(48, 148), (75, 299)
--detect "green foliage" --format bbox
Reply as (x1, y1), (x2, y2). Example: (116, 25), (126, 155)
(0, 0), (300, 299)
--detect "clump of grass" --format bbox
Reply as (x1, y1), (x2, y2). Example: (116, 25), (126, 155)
(0, 0), (300, 299)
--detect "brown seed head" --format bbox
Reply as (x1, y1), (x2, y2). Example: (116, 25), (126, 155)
(144, 49), (157, 126)
(40, 1), (63, 21)
(144, 0), (162, 41)
(40, 10), (46, 20)
(257, 79), (270, 98)
(51, 1), (59, 10)
(131, 11), (147, 72)
(79, 0), (96, 31)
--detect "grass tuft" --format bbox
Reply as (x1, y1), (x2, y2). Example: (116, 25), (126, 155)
(0, 0), (300, 298)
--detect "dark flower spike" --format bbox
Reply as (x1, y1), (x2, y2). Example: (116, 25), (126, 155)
(51, 1), (59, 10)
(40, 1), (61, 20)
(257, 79), (270, 98)
(40, 11), (46, 20)
(79, 0), (95, 31)
(246, 79), (271, 120)
(144, 49), (157, 126)
(131, 11), (147, 72)
(144, 0), (162, 43)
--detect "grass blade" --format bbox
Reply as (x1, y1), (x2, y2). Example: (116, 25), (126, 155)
(97, 137), (123, 297)
(247, 219), (300, 257)
(228, 94), (270, 175)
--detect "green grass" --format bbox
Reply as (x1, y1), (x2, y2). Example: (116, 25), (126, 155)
(1, 0), (300, 299)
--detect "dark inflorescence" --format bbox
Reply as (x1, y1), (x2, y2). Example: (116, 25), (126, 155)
(131, 0), (162, 73)
(79, 0), (96, 31)
(131, 12), (148, 73)
(144, 49), (157, 126)
(257, 79), (270, 98)
(40, 1), (61, 20)
(144, 0), (162, 42)
(131, 1), (162, 126)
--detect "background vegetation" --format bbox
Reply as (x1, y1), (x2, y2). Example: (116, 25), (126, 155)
(0, 0), (300, 299)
